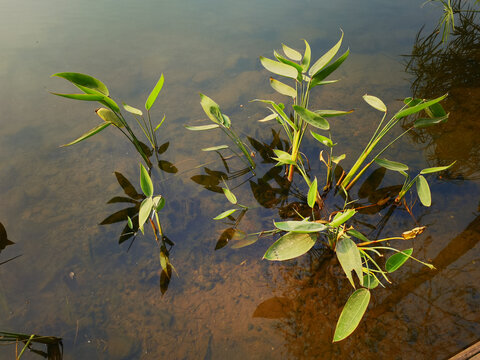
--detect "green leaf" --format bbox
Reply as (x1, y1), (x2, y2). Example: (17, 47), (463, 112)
(395, 94), (448, 119)
(123, 103), (143, 116)
(259, 56), (298, 79)
(145, 74), (164, 110)
(51, 93), (104, 101)
(309, 49), (349, 88)
(153, 196), (165, 211)
(374, 158), (409, 172)
(74, 84), (120, 112)
(420, 162), (455, 174)
(140, 163), (154, 197)
(309, 30), (344, 76)
(426, 102), (447, 117)
(333, 288), (371, 342)
(293, 105), (330, 130)
(159, 249), (168, 272)
(404, 97), (422, 107)
(202, 145), (229, 151)
(138, 197), (153, 232)
(336, 236), (363, 288)
(154, 115), (166, 132)
(330, 209), (356, 227)
(213, 209), (238, 220)
(362, 274), (379, 289)
(310, 131), (333, 147)
(222, 188), (237, 204)
(184, 124), (220, 131)
(414, 114), (448, 128)
(314, 109), (353, 118)
(274, 221), (327, 233)
(199, 93), (225, 125)
(95, 107), (124, 127)
(258, 110), (278, 123)
(53, 72), (109, 96)
(307, 177), (318, 208)
(332, 154), (346, 163)
(264, 232), (317, 261)
(127, 216), (133, 230)
(60, 122), (110, 147)
(347, 229), (369, 242)
(363, 94), (387, 112)
(272, 149), (296, 165)
(416, 175), (431, 207)
(270, 78), (297, 98)
(386, 248), (413, 272)
(281, 43), (302, 61)
(274, 51), (304, 75)
(301, 39), (311, 73)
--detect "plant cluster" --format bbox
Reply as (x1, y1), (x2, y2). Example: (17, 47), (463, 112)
(52, 32), (455, 342)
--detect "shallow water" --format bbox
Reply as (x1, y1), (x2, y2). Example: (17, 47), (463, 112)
(0, 0), (479, 359)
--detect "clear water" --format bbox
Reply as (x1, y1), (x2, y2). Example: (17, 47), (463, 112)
(0, 0), (479, 358)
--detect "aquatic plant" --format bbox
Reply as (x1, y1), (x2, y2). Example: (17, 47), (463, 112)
(256, 32), (351, 187)
(52, 72), (166, 169)
(185, 94), (256, 171)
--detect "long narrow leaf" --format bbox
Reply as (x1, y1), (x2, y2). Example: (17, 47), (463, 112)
(145, 74), (165, 110)
(293, 105), (330, 130)
(53, 72), (109, 96)
(307, 177), (318, 208)
(336, 236), (363, 288)
(309, 30), (344, 76)
(61, 122), (110, 147)
(51, 93), (104, 101)
(310, 49), (349, 88)
(140, 163), (154, 197)
(395, 94), (448, 119)
(185, 124), (220, 131)
(259, 57), (298, 79)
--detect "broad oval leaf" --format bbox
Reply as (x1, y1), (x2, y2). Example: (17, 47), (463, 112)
(293, 105), (330, 130)
(420, 162), (455, 174)
(184, 124), (220, 131)
(140, 163), (154, 197)
(310, 131), (333, 147)
(222, 188), (237, 205)
(274, 51), (304, 74)
(270, 78), (297, 98)
(145, 74), (164, 110)
(416, 175), (431, 207)
(274, 221), (327, 233)
(53, 72), (109, 96)
(282, 43), (302, 61)
(231, 234), (259, 249)
(374, 158), (409, 172)
(153, 196), (165, 211)
(259, 56), (298, 79)
(333, 288), (371, 342)
(363, 94), (386, 112)
(123, 103), (143, 116)
(264, 232), (317, 261)
(386, 248), (413, 272)
(138, 197), (153, 231)
(330, 209), (356, 227)
(60, 122), (110, 147)
(95, 108), (124, 127)
(336, 236), (363, 288)
(199, 93), (224, 125)
(307, 177), (318, 208)
(213, 208), (237, 220)
(309, 30), (344, 76)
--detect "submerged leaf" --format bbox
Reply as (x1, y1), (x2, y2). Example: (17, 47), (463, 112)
(386, 248), (413, 272)
(145, 74), (165, 110)
(264, 232), (317, 261)
(213, 208), (238, 220)
(336, 236), (363, 288)
(231, 234), (259, 249)
(333, 288), (371, 342)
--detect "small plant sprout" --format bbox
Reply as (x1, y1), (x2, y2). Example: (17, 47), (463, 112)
(52, 72), (167, 169)
(186, 94), (256, 172)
